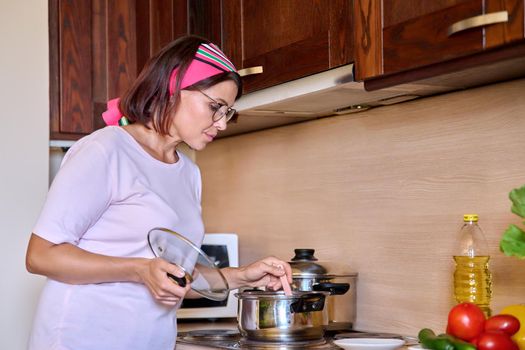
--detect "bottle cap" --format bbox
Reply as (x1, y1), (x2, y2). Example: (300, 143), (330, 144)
(463, 214), (478, 222)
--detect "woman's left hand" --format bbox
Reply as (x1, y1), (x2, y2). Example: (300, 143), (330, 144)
(222, 256), (292, 291)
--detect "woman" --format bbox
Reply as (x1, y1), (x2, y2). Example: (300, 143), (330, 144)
(26, 35), (291, 350)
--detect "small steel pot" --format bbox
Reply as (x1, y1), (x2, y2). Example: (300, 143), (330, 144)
(290, 249), (358, 330)
(235, 290), (329, 342)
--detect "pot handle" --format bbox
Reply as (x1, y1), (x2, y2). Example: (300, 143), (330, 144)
(312, 282), (350, 295)
(290, 293), (326, 313)
(167, 273), (187, 287)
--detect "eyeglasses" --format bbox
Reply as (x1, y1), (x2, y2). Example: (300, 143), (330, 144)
(197, 90), (236, 123)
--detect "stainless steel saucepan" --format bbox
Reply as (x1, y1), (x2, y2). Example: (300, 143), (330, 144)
(235, 289), (329, 342)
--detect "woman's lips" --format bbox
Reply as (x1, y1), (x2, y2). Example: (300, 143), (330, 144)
(204, 132), (215, 141)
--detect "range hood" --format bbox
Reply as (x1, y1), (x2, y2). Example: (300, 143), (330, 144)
(218, 63), (455, 138)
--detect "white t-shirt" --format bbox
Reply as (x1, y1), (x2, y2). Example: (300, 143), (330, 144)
(28, 126), (204, 350)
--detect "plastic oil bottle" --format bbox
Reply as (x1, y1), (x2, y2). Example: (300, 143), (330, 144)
(453, 214), (493, 317)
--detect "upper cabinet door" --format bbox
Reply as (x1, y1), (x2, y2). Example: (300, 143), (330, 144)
(50, 0), (94, 137)
(354, 0), (525, 81)
(50, 0), (188, 140)
(221, 0), (354, 94)
(485, 0), (525, 48)
(382, 0), (485, 74)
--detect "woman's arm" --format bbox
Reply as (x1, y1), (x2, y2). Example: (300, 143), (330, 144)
(26, 233), (145, 284)
(26, 233), (190, 306)
(221, 256), (292, 290)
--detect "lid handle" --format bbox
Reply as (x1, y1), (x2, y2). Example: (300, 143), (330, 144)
(291, 248), (318, 261)
(167, 273), (188, 287)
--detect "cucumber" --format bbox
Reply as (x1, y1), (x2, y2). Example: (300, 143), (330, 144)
(418, 329), (454, 350)
(438, 333), (477, 350)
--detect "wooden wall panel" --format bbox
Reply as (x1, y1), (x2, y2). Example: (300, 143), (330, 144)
(197, 79), (525, 336)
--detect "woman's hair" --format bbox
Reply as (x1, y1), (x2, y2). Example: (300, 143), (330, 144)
(119, 35), (242, 135)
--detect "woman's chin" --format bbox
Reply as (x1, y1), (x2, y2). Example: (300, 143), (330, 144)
(186, 142), (207, 151)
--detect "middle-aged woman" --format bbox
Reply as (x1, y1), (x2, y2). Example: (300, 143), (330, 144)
(25, 35), (292, 350)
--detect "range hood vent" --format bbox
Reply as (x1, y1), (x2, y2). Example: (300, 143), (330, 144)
(218, 64), (453, 137)
(236, 64), (454, 116)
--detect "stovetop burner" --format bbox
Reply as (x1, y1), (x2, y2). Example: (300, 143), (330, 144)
(238, 337), (334, 349)
(182, 329), (241, 342)
(178, 329), (341, 349)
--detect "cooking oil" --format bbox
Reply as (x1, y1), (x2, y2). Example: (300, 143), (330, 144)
(453, 214), (492, 317)
(453, 255), (492, 316)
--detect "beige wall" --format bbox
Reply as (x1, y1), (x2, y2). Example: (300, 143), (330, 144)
(0, 0), (49, 348)
(197, 78), (525, 336)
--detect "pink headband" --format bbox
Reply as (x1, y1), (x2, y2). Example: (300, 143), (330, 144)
(102, 43), (237, 126)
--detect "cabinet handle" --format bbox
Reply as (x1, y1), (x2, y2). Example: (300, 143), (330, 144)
(237, 66), (263, 77)
(448, 11), (508, 36)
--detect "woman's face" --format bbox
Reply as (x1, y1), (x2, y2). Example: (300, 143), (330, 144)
(171, 80), (238, 150)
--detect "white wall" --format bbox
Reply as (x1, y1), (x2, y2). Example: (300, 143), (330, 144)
(0, 1), (49, 348)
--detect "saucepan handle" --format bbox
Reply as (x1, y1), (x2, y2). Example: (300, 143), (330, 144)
(312, 282), (350, 295)
(290, 293), (326, 313)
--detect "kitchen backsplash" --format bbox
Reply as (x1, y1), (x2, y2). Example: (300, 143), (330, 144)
(196, 78), (525, 336)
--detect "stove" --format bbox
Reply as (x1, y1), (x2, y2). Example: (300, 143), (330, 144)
(176, 329), (338, 349)
(176, 328), (410, 349)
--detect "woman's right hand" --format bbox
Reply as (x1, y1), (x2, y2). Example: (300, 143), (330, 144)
(137, 258), (191, 307)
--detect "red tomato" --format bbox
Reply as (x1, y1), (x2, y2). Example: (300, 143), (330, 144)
(470, 336), (480, 347)
(477, 331), (519, 350)
(485, 314), (520, 336)
(447, 302), (486, 341)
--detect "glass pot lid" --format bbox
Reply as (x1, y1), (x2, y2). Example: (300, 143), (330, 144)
(289, 248), (358, 278)
(147, 227), (229, 301)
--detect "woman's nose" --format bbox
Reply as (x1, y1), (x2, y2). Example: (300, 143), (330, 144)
(214, 117), (228, 131)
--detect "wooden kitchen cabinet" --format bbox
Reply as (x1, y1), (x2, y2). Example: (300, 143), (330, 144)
(354, 0), (525, 84)
(50, 0), (354, 139)
(50, 0), (191, 140)
(221, 0), (354, 94)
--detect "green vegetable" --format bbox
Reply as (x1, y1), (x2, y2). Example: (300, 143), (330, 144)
(418, 329), (476, 350)
(418, 328), (454, 350)
(500, 185), (525, 259)
(439, 333), (477, 350)
(510, 185), (525, 218)
(500, 224), (525, 259)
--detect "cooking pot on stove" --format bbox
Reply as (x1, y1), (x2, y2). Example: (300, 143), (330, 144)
(289, 248), (358, 330)
(235, 290), (329, 342)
